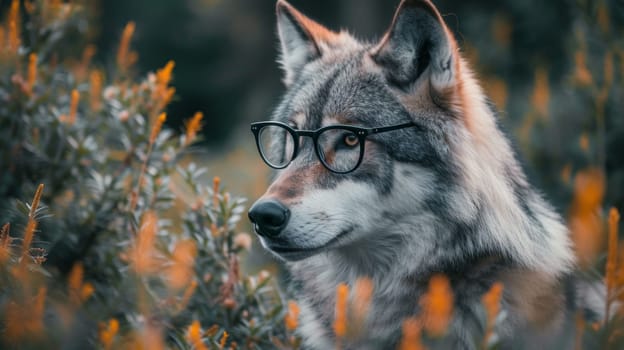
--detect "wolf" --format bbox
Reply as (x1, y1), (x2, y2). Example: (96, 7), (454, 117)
(248, 0), (583, 348)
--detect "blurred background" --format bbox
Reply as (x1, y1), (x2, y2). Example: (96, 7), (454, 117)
(93, 0), (623, 209)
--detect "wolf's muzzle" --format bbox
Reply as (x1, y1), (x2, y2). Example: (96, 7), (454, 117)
(248, 199), (290, 237)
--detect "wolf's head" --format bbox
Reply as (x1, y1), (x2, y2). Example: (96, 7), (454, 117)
(249, 0), (573, 276)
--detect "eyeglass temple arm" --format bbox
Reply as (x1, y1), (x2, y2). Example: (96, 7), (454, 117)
(367, 122), (416, 135)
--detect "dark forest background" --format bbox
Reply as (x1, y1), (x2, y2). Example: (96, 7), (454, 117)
(94, 0), (623, 211)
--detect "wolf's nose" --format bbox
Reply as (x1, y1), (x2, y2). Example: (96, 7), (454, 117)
(248, 199), (290, 237)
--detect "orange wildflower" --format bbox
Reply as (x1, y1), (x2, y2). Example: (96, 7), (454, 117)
(213, 176), (221, 209)
(117, 22), (137, 71)
(285, 300), (300, 330)
(68, 262), (94, 304)
(531, 67), (550, 117)
(334, 283), (349, 338)
(482, 282), (504, 346)
(574, 51), (593, 87)
(605, 208), (619, 322)
(177, 280), (198, 312)
(569, 168), (605, 266)
(187, 320), (208, 350)
(210, 222), (220, 237)
(26, 53), (37, 94)
(90, 70), (103, 110)
(80, 283), (95, 301)
(150, 112), (167, 144)
(579, 133), (590, 152)
(151, 60), (176, 111)
(618, 245), (624, 307)
(219, 330), (229, 349)
(399, 317), (425, 350)
(31, 287), (47, 334)
(167, 239), (197, 290)
(8, 0), (20, 54)
(420, 274), (454, 337)
(185, 111), (204, 146)
(6, 287), (50, 340)
(61, 90), (80, 124)
(130, 211), (159, 274)
(100, 318), (120, 350)
(22, 184), (44, 258)
(69, 89), (80, 124)
(156, 60), (175, 86)
(0, 26), (5, 53)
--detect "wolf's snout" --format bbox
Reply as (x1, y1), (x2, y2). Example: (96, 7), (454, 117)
(248, 199), (290, 237)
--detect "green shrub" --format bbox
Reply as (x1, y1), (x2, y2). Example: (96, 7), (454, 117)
(0, 1), (295, 349)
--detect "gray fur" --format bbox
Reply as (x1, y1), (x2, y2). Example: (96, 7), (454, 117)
(251, 1), (582, 349)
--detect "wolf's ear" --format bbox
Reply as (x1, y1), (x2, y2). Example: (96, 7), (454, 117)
(372, 0), (458, 95)
(276, 0), (338, 85)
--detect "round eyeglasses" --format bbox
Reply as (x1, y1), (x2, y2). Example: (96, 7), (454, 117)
(251, 121), (418, 174)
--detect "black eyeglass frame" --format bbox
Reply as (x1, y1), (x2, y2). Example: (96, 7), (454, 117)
(250, 121), (417, 174)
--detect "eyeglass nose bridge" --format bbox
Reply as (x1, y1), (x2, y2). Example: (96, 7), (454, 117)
(289, 131), (320, 166)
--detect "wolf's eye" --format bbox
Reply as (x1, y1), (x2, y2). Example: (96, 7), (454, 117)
(343, 134), (359, 147)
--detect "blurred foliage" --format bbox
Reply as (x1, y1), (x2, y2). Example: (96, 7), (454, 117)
(0, 1), (295, 348)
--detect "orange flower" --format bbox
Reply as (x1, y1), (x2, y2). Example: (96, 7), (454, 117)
(26, 53), (37, 94)
(61, 90), (80, 125)
(117, 22), (137, 71)
(219, 330), (229, 349)
(166, 239), (197, 290)
(185, 111), (204, 146)
(420, 274), (454, 336)
(482, 282), (504, 346)
(399, 317), (425, 350)
(99, 318), (119, 350)
(605, 208), (620, 321)
(213, 176), (221, 209)
(334, 283), (349, 338)
(574, 50), (593, 87)
(130, 211), (159, 274)
(561, 164), (572, 184)
(8, 0), (20, 54)
(150, 112), (167, 144)
(22, 184), (44, 258)
(68, 262), (94, 304)
(0, 26), (5, 53)
(617, 245), (624, 307)
(569, 168), (605, 266)
(531, 67), (550, 117)
(187, 320), (208, 350)
(285, 300), (300, 330)
(579, 133), (590, 152)
(156, 60), (175, 87)
(176, 280), (198, 313)
(90, 70), (103, 110)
